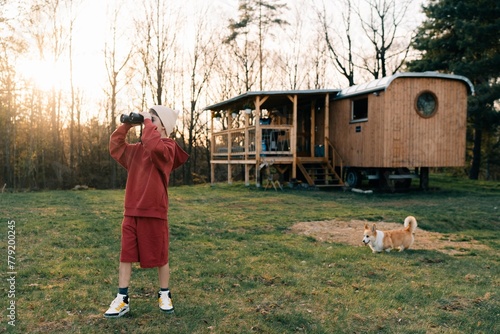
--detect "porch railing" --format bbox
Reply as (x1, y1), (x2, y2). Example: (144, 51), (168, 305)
(212, 125), (293, 160)
(325, 136), (344, 179)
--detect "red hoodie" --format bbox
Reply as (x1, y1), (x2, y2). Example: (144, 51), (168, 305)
(109, 119), (189, 219)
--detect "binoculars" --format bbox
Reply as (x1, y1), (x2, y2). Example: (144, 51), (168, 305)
(120, 112), (144, 124)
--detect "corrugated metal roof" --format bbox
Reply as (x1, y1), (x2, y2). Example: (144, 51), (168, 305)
(203, 72), (474, 110)
(334, 72), (475, 99)
(203, 89), (341, 111)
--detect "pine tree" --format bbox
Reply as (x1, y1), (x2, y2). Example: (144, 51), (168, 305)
(225, 0), (288, 91)
(407, 0), (500, 179)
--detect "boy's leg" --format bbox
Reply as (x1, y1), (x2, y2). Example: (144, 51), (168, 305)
(158, 263), (170, 289)
(104, 262), (132, 318)
(158, 263), (174, 313)
(119, 262), (133, 288)
(119, 216), (137, 290)
(105, 216), (137, 318)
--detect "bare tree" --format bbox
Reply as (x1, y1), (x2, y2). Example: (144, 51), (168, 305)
(255, 0), (288, 90)
(103, 2), (134, 188)
(0, 3), (27, 189)
(0, 46), (19, 189)
(319, 0), (356, 86)
(308, 32), (331, 90)
(181, 12), (219, 184)
(27, 0), (70, 188)
(67, 0), (84, 181)
(356, 0), (412, 79)
(134, 0), (180, 108)
(277, 2), (305, 90)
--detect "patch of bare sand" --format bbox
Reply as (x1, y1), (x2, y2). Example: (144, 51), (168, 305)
(289, 220), (490, 255)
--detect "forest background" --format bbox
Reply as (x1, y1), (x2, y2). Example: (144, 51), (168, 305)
(1, 0), (499, 191)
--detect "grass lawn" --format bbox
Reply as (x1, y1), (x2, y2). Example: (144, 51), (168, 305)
(1, 174), (499, 333)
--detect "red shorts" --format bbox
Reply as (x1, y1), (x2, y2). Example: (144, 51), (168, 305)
(120, 216), (169, 268)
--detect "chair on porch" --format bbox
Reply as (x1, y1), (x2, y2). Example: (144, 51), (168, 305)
(263, 165), (283, 191)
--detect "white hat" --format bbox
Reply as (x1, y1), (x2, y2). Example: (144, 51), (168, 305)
(150, 105), (179, 135)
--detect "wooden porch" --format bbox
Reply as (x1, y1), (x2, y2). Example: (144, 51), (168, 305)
(206, 90), (345, 188)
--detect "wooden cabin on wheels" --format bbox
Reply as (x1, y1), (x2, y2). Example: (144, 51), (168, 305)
(205, 72), (474, 190)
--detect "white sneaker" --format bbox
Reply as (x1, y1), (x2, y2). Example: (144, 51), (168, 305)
(158, 290), (174, 313)
(104, 293), (129, 318)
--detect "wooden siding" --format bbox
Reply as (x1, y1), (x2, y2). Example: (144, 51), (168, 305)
(330, 77), (468, 168)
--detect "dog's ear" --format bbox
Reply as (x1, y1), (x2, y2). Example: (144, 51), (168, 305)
(371, 224), (376, 233)
(364, 223), (368, 229)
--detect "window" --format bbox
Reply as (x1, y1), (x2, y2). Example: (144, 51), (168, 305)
(415, 91), (438, 118)
(351, 97), (368, 122)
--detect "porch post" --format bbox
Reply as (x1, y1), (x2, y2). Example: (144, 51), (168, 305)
(255, 97), (262, 187)
(324, 93), (330, 160)
(210, 111), (215, 185)
(290, 95), (298, 179)
(227, 110), (232, 184)
(310, 101), (316, 156)
(244, 112), (250, 186)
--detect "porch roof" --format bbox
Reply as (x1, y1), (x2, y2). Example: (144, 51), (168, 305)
(203, 89), (341, 111)
(334, 71), (475, 99)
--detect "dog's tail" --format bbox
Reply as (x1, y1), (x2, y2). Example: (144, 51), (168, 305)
(404, 216), (418, 233)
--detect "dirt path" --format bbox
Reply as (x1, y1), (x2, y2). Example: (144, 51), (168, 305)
(289, 219), (490, 255)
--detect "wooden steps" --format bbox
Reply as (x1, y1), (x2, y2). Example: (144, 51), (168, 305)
(297, 158), (344, 188)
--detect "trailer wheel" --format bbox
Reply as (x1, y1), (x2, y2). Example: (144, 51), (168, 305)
(346, 169), (362, 188)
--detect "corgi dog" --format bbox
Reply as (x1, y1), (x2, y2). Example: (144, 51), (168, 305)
(362, 216), (418, 253)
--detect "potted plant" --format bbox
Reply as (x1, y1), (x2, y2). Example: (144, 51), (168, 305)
(213, 111), (221, 121)
(243, 102), (253, 114)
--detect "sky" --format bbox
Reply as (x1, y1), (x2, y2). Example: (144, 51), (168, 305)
(18, 0), (425, 86)
(11, 0), (426, 122)
(17, 0), (238, 98)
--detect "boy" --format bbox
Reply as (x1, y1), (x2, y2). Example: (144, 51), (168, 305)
(104, 106), (189, 318)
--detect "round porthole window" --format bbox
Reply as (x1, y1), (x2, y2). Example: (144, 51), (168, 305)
(415, 91), (438, 118)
